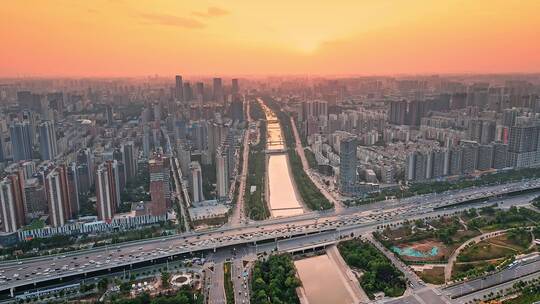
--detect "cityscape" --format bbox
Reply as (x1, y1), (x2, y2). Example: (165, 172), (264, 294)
(1, 1), (540, 304)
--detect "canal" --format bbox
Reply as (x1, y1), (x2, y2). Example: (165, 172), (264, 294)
(260, 100), (304, 217)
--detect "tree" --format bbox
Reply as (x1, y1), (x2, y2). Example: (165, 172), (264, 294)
(161, 271), (171, 289)
(98, 278), (109, 292)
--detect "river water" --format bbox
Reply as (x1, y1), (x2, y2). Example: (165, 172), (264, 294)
(260, 100), (303, 217)
(295, 254), (355, 304)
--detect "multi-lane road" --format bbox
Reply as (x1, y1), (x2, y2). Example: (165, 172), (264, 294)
(0, 181), (539, 299)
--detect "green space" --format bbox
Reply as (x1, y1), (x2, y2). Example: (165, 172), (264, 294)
(250, 99), (266, 120)
(262, 96), (333, 211)
(350, 167), (540, 205)
(503, 281), (540, 304)
(416, 266), (445, 285)
(304, 148), (318, 169)
(453, 227), (533, 280)
(251, 254), (300, 304)
(533, 196), (540, 209)
(457, 241), (515, 262)
(111, 287), (203, 304)
(244, 119), (270, 220)
(469, 205), (540, 231)
(376, 215), (479, 262)
(452, 261), (499, 281)
(377, 206), (539, 269)
(23, 219), (46, 231)
(338, 239), (406, 298)
(224, 262), (235, 304)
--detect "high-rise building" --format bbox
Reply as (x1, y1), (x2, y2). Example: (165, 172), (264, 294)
(216, 147), (228, 198)
(461, 140), (479, 174)
(175, 75), (183, 101)
(231, 78), (239, 96)
(39, 120), (58, 160)
(67, 163), (80, 216)
(149, 154), (171, 216)
(477, 144), (494, 170)
(213, 78), (224, 104)
(183, 82), (192, 101)
(388, 100), (407, 125)
(0, 174), (26, 233)
(190, 161), (204, 203)
(76, 148), (94, 193)
(507, 121), (540, 168)
(339, 136), (358, 194)
(45, 165), (73, 227)
(95, 160), (121, 221)
(10, 121), (33, 161)
(121, 142), (137, 182)
(493, 142), (508, 169)
(196, 82), (204, 103)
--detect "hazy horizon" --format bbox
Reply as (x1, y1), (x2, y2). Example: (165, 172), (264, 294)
(2, 1), (540, 77)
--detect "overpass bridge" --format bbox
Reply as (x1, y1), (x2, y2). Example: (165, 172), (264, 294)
(1, 180), (539, 298)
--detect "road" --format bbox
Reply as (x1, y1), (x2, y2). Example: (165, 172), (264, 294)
(207, 262), (226, 304)
(230, 99), (251, 226)
(442, 257), (540, 299)
(453, 270), (540, 304)
(290, 116), (343, 212)
(171, 156), (191, 232)
(231, 259), (250, 304)
(0, 186), (538, 295)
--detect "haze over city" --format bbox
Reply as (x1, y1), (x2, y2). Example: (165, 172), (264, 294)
(1, 2), (540, 304)
(2, 0), (540, 77)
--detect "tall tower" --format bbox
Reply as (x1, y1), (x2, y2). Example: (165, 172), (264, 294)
(216, 147), (229, 199)
(39, 120), (58, 160)
(121, 141), (137, 182)
(95, 160), (121, 221)
(149, 154), (171, 216)
(213, 78), (224, 104)
(339, 136), (358, 194)
(190, 161), (204, 203)
(175, 75), (183, 102)
(10, 121), (33, 161)
(0, 174), (26, 232)
(231, 78), (239, 96)
(45, 165), (72, 227)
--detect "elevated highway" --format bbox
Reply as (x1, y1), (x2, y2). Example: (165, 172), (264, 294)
(1, 180), (539, 298)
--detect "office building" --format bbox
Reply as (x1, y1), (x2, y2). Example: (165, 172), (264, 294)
(39, 120), (58, 160)
(216, 147), (228, 198)
(149, 154), (171, 216)
(231, 78), (239, 96)
(175, 75), (183, 101)
(190, 161), (204, 203)
(121, 142), (137, 182)
(339, 136), (358, 194)
(213, 78), (224, 103)
(10, 121), (33, 161)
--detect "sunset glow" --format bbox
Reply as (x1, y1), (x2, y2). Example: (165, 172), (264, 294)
(2, 0), (540, 76)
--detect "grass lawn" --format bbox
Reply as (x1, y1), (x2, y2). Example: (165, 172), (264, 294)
(457, 240), (516, 262)
(416, 266), (445, 285)
(488, 234), (530, 252)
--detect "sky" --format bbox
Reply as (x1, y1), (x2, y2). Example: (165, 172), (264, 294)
(1, 0), (540, 77)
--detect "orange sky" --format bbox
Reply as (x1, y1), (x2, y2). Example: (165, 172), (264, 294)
(1, 0), (540, 77)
